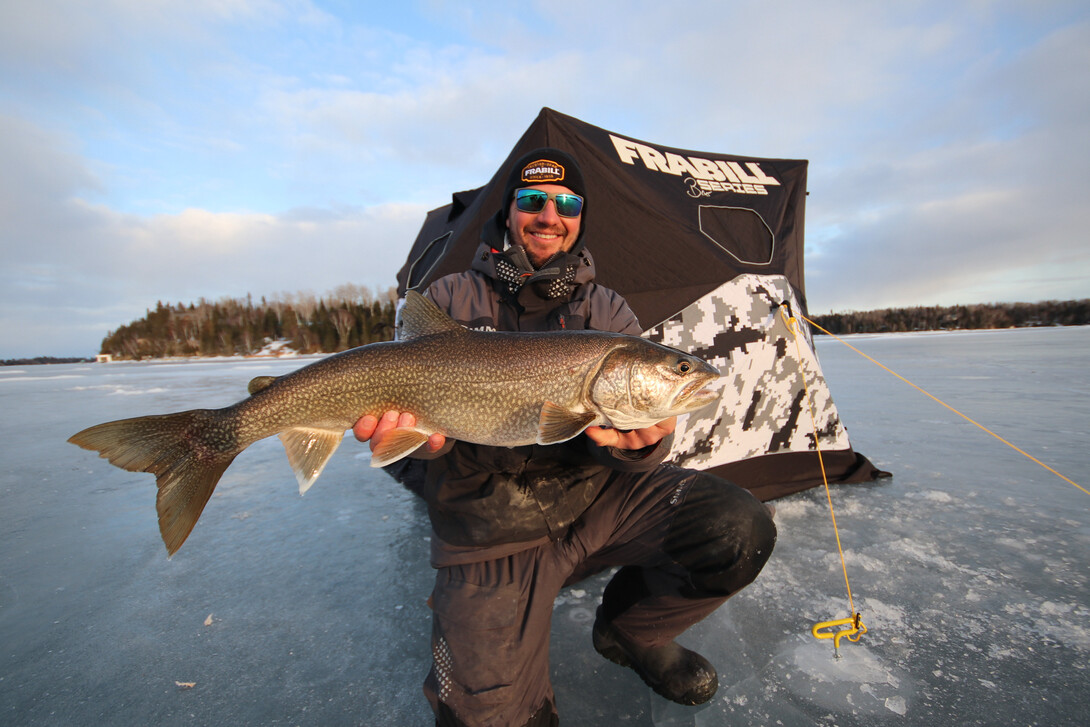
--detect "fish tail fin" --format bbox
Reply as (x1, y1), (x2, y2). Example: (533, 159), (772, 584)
(68, 410), (241, 556)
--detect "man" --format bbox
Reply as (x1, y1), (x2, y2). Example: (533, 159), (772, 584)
(354, 148), (776, 727)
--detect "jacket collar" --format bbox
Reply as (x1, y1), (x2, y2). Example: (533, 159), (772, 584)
(473, 211), (596, 306)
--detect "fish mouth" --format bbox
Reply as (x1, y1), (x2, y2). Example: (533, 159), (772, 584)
(674, 377), (721, 410)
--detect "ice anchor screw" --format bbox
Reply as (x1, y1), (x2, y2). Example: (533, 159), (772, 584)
(811, 613), (867, 659)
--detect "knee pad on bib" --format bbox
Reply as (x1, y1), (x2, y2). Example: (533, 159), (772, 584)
(664, 473), (777, 598)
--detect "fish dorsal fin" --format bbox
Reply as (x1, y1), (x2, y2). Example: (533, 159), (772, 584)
(278, 427), (344, 494)
(248, 376), (277, 395)
(537, 401), (597, 445)
(370, 428), (431, 467)
(398, 290), (466, 340)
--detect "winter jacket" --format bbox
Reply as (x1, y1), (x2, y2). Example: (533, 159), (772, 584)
(411, 213), (674, 556)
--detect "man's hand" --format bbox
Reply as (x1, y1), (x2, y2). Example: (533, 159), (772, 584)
(354, 411), (672, 455)
(353, 411), (447, 455)
(584, 416), (676, 451)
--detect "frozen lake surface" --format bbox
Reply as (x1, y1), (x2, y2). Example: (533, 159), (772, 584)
(2, 326), (1087, 725)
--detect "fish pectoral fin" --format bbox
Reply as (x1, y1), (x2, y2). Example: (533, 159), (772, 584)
(369, 428), (431, 468)
(537, 402), (597, 445)
(278, 427), (345, 494)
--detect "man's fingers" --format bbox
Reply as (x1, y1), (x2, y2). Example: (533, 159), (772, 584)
(372, 410), (400, 439)
(353, 414), (379, 442)
(585, 418), (676, 450)
(356, 410), (445, 455)
(583, 425), (618, 448)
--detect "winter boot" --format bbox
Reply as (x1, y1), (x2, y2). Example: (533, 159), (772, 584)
(592, 612), (718, 706)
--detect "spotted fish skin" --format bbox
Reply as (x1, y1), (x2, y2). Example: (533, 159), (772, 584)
(69, 291), (720, 555)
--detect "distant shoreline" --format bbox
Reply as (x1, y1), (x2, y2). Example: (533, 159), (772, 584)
(808, 299), (1089, 335)
(6, 323), (1087, 366)
(813, 323), (1089, 341)
(0, 356), (95, 367)
(1, 352), (327, 367)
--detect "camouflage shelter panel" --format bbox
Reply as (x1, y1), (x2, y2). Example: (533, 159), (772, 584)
(646, 274), (882, 500)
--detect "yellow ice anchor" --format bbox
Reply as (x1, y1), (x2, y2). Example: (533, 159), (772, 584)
(812, 613), (867, 658)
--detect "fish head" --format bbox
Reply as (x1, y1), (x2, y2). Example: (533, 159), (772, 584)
(590, 338), (721, 430)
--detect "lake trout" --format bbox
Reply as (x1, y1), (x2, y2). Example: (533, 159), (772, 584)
(69, 291), (720, 555)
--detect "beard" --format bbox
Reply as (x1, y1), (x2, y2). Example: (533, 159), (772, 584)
(508, 224), (571, 268)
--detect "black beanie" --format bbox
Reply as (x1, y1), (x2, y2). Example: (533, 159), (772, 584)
(502, 147), (586, 220)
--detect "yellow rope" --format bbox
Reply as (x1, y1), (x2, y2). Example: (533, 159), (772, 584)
(800, 315), (1088, 497)
(778, 308), (865, 654)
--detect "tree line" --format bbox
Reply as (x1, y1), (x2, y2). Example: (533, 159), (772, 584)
(99, 295), (1090, 360)
(807, 299), (1090, 335)
(98, 284), (400, 360)
(8, 293), (1080, 365)
(0, 356), (93, 366)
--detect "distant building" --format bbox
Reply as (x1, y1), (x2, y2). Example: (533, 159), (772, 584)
(95, 354), (113, 363)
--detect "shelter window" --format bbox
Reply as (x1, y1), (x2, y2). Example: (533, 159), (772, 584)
(407, 232), (454, 291)
(698, 206), (775, 266)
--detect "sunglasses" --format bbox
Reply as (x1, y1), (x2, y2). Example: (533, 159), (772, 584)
(514, 189), (584, 218)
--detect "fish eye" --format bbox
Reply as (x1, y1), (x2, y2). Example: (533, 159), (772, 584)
(676, 360), (693, 375)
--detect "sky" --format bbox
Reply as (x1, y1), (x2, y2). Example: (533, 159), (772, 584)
(1, 1), (1088, 358)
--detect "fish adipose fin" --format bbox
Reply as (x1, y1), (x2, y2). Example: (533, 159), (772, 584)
(538, 401), (597, 445)
(398, 290), (466, 340)
(278, 427), (345, 494)
(68, 410), (239, 556)
(370, 428), (430, 468)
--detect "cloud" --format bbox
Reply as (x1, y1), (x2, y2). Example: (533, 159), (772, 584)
(0, 114), (424, 357)
(803, 14), (1090, 311)
(1, 199), (425, 358)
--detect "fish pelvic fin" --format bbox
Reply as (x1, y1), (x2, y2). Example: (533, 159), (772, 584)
(68, 410), (240, 556)
(370, 428), (430, 468)
(537, 402), (597, 445)
(278, 427), (345, 494)
(398, 290), (466, 340)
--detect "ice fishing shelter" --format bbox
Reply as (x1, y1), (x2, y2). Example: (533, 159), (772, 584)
(396, 108), (884, 500)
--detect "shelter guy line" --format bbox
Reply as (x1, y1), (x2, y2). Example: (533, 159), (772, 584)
(803, 316), (1087, 499)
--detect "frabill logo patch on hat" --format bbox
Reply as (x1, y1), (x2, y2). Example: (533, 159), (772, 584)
(521, 160), (565, 184)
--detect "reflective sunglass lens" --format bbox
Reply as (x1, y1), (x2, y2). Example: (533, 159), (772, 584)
(514, 190), (583, 217)
(554, 195), (583, 217)
(515, 190), (548, 213)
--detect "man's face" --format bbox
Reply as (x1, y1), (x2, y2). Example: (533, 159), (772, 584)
(506, 183), (582, 268)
